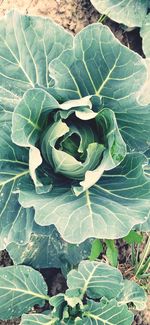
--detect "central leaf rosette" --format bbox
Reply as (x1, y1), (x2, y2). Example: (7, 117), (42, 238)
(41, 119), (104, 180)
(12, 91), (126, 195)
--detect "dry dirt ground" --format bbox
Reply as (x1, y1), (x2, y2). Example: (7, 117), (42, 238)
(0, 0), (99, 33)
(0, 0), (149, 324)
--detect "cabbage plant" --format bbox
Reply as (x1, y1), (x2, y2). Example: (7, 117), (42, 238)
(91, 0), (150, 27)
(0, 261), (147, 323)
(0, 11), (150, 251)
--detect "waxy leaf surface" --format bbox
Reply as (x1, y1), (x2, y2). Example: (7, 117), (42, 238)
(91, 0), (148, 27)
(0, 10), (72, 105)
(82, 299), (133, 325)
(0, 265), (48, 320)
(21, 313), (57, 325)
(141, 13), (150, 57)
(18, 153), (150, 243)
(7, 224), (92, 271)
(0, 122), (34, 249)
(67, 261), (123, 300)
(118, 280), (147, 310)
(49, 23), (147, 104)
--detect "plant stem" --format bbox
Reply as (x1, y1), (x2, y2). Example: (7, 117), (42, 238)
(135, 237), (150, 277)
(131, 243), (136, 266)
(135, 243), (140, 265)
(98, 14), (106, 24)
(140, 272), (150, 279)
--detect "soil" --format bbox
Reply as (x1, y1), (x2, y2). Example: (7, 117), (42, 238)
(0, 0), (143, 53)
(0, 0), (99, 33)
(0, 0), (149, 324)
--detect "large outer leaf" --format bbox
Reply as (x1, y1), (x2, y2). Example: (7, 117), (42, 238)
(0, 122), (34, 249)
(83, 299), (133, 325)
(118, 280), (147, 310)
(135, 149), (150, 232)
(20, 313), (57, 325)
(0, 204), (33, 250)
(141, 13), (150, 57)
(90, 0), (148, 27)
(0, 88), (19, 115)
(138, 59), (150, 106)
(49, 23), (147, 104)
(0, 10), (72, 106)
(18, 153), (150, 243)
(115, 101), (150, 153)
(0, 265), (48, 320)
(7, 224), (92, 271)
(135, 216), (150, 232)
(144, 148), (150, 178)
(67, 261), (123, 300)
(49, 23), (150, 152)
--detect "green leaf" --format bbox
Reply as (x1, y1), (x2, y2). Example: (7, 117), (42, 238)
(11, 88), (60, 192)
(21, 313), (58, 325)
(134, 150), (150, 232)
(89, 239), (103, 261)
(0, 122), (34, 249)
(50, 293), (66, 320)
(83, 299), (133, 325)
(105, 240), (118, 267)
(144, 148), (150, 178)
(73, 108), (126, 195)
(66, 318), (82, 325)
(137, 256), (150, 277)
(0, 123), (29, 184)
(138, 60), (150, 106)
(124, 230), (143, 245)
(90, 0), (148, 27)
(49, 23), (147, 105)
(40, 104), (126, 194)
(115, 101), (150, 153)
(67, 261), (123, 300)
(118, 279), (147, 311)
(135, 216), (150, 232)
(0, 89), (19, 116)
(0, 265), (49, 320)
(0, 10), (72, 109)
(12, 89), (60, 147)
(64, 290), (83, 309)
(12, 90), (125, 195)
(0, 204), (34, 250)
(49, 23), (150, 153)
(141, 13), (150, 57)
(64, 318), (82, 325)
(59, 95), (103, 121)
(7, 224), (92, 271)
(19, 153), (150, 243)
